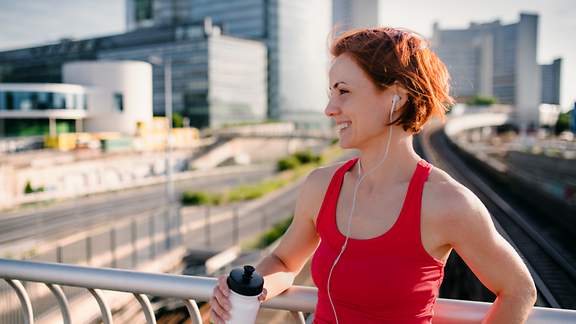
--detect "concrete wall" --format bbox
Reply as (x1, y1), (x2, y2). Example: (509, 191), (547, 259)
(6, 150), (191, 208)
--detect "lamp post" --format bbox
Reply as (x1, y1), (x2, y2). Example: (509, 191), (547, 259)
(148, 55), (175, 247)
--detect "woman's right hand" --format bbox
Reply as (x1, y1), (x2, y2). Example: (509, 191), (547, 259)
(209, 274), (268, 323)
(210, 275), (231, 324)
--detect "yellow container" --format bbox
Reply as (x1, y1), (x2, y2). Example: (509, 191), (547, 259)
(44, 133), (78, 151)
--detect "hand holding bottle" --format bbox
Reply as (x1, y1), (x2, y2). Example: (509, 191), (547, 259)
(210, 266), (267, 324)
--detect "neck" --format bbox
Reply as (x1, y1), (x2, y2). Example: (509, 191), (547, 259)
(353, 127), (421, 189)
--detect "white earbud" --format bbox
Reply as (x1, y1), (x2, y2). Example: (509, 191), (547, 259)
(390, 95), (400, 121)
(392, 94), (400, 109)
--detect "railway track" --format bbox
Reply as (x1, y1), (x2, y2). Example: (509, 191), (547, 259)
(416, 124), (576, 309)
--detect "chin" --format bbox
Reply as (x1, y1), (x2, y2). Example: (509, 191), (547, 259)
(336, 138), (356, 149)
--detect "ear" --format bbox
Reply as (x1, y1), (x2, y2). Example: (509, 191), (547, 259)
(392, 83), (410, 108)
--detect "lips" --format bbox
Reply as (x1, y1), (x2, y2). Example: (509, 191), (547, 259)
(336, 121), (351, 132)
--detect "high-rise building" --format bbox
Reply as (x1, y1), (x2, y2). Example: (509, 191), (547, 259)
(333, 0), (380, 32)
(125, 0), (332, 129)
(432, 13), (558, 128)
(540, 58), (562, 105)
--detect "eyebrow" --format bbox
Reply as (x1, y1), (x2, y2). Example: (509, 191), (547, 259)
(330, 81), (348, 89)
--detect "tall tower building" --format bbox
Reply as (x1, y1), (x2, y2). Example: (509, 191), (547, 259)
(540, 58), (562, 105)
(333, 0), (380, 32)
(125, 0), (332, 128)
(432, 13), (560, 128)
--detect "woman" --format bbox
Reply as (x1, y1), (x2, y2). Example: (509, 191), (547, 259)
(210, 27), (537, 323)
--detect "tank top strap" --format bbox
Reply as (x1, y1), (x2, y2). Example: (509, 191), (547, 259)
(399, 159), (433, 246)
(315, 158), (359, 234)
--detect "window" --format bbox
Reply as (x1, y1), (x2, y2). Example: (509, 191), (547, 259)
(135, 0), (153, 21)
(53, 93), (67, 109)
(83, 94), (88, 110)
(0, 91), (86, 110)
(5, 92), (14, 110)
(0, 91), (6, 110)
(114, 93), (124, 112)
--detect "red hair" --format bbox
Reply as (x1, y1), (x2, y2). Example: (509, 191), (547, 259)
(330, 27), (454, 133)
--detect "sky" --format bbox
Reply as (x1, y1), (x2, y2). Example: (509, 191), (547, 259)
(0, 0), (573, 108)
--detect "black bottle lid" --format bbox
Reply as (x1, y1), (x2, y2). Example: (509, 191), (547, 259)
(226, 265), (264, 297)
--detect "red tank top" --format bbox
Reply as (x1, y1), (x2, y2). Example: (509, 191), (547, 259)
(310, 158), (445, 324)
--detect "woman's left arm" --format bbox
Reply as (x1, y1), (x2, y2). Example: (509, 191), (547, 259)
(442, 185), (537, 324)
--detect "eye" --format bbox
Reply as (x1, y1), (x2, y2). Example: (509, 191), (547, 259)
(327, 88), (349, 98)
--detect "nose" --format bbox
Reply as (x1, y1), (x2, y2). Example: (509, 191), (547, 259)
(324, 100), (340, 117)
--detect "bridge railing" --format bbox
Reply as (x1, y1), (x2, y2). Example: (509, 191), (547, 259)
(1, 258), (576, 324)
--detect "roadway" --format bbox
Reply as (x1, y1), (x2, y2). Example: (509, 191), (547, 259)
(0, 164), (276, 247)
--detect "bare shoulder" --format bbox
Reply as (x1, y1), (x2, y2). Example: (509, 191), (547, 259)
(424, 165), (489, 234)
(298, 160), (347, 224)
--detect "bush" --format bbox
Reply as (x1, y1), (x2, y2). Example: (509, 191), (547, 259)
(24, 181), (44, 194)
(277, 151), (322, 172)
(293, 150), (315, 164)
(277, 156), (300, 171)
(466, 95), (497, 106)
(228, 178), (287, 202)
(182, 191), (221, 206)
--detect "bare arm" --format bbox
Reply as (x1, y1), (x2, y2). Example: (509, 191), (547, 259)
(442, 185), (537, 323)
(210, 166), (332, 322)
(255, 167), (325, 300)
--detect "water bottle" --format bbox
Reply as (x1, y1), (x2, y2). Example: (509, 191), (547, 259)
(225, 265), (264, 324)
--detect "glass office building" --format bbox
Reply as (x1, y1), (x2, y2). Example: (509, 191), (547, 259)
(0, 19), (267, 129)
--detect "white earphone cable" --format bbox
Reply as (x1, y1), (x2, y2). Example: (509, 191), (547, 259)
(326, 95), (400, 324)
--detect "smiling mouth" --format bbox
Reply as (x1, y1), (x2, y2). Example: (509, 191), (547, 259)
(336, 122), (351, 132)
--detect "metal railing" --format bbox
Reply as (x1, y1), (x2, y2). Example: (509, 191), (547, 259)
(1, 259), (576, 324)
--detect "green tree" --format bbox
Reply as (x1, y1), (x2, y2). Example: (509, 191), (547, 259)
(24, 181), (34, 194)
(555, 110), (572, 135)
(172, 112), (184, 128)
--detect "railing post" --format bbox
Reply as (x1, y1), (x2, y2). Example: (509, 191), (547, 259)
(46, 283), (71, 324)
(57, 245), (63, 263)
(165, 206), (171, 250)
(176, 206), (182, 246)
(149, 215), (156, 259)
(110, 227), (117, 268)
(6, 279), (33, 324)
(88, 288), (112, 324)
(205, 205), (211, 248)
(86, 235), (92, 265)
(132, 218), (138, 267)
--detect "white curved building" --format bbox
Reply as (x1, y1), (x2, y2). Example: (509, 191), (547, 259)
(63, 60), (153, 135)
(0, 60), (153, 137)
